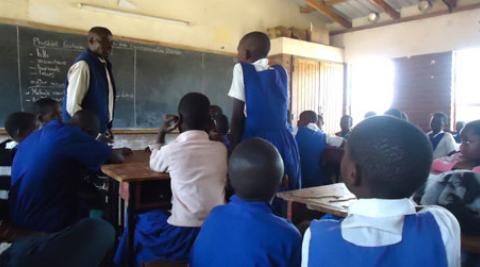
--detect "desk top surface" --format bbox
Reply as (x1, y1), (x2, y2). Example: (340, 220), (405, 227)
(277, 183), (356, 217)
(101, 150), (169, 183)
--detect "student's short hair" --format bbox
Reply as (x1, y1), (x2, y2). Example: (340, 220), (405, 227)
(33, 98), (59, 117)
(4, 112), (37, 140)
(88, 26), (112, 38)
(299, 110), (317, 123)
(432, 112), (448, 123)
(69, 110), (100, 137)
(384, 108), (403, 119)
(348, 116), (432, 199)
(229, 138), (284, 201)
(178, 92), (211, 130)
(364, 111), (377, 118)
(462, 120), (480, 137)
(240, 31), (271, 59)
(214, 114), (229, 135)
(209, 105), (223, 116)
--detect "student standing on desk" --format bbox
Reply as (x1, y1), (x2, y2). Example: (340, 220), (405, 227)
(302, 116), (460, 267)
(229, 31), (301, 190)
(9, 111), (129, 233)
(114, 92), (227, 266)
(295, 111), (343, 187)
(63, 27), (116, 140)
(191, 138), (301, 267)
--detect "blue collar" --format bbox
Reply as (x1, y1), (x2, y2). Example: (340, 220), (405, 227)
(229, 195), (273, 214)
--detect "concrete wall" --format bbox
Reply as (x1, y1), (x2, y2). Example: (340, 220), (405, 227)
(0, 0), (328, 54)
(331, 8), (480, 62)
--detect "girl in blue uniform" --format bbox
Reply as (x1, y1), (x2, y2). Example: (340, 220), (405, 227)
(228, 31), (301, 189)
(302, 116), (461, 267)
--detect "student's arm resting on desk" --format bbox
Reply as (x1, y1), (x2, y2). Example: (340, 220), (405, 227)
(66, 61), (90, 117)
(64, 130), (117, 169)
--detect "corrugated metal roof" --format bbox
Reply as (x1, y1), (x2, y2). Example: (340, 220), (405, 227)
(331, 0), (382, 19)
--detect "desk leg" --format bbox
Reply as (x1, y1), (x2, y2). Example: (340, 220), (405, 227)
(127, 182), (137, 267)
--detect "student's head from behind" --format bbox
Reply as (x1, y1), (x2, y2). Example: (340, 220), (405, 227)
(5, 112), (38, 143)
(33, 98), (61, 125)
(430, 112), (448, 133)
(340, 115), (353, 131)
(384, 108), (403, 119)
(364, 111), (377, 119)
(68, 110), (101, 137)
(341, 116), (432, 199)
(298, 110), (318, 128)
(213, 114), (229, 135)
(209, 105), (223, 119)
(87, 26), (113, 59)
(229, 138), (284, 202)
(178, 92), (211, 132)
(460, 120), (480, 162)
(237, 31), (270, 63)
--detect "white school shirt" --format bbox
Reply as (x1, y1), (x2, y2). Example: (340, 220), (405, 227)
(301, 198), (460, 267)
(306, 123), (344, 147)
(149, 130), (227, 227)
(428, 131), (457, 159)
(65, 57), (114, 121)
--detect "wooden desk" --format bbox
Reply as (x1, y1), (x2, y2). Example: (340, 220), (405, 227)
(277, 183), (356, 218)
(102, 154), (170, 267)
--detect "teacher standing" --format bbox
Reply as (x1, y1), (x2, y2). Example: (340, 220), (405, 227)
(63, 26), (116, 138)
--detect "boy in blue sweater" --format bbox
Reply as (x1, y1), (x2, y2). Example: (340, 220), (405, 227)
(190, 138), (302, 267)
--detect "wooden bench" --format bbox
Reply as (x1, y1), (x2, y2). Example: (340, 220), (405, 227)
(462, 234), (480, 254)
(143, 260), (188, 267)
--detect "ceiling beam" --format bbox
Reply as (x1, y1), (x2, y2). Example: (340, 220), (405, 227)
(306, 0), (352, 28)
(369, 0), (400, 19)
(324, 0), (348, 5)
(442, 0), (457, 12)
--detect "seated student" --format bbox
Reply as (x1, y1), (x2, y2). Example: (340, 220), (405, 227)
(229, 31), (301, 190)
(0, 112), (38, 166)
(428, 112), (457, 159)
(9, 110), (128, 233)
(209, 104), (223, 119)
(335, 115), (352, 139)
(302, 116), (460, 267)
(33, 98), (62, 126)
(430, 120), (480, 174)
(384, 108), (403, 119)
(364, 111), (377, 119)
(453, 121), (465, 144)
(296, 111), (343, 187)
(210, 114), (231, 149)
(114, 92), (227, 266)
(190, 138), (302, 267)
(0, 218), (114, 267)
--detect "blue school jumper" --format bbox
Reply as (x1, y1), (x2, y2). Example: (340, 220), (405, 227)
(190, 195), (302, 267)
(8, 120), (112, 233)
(241, 62), (301, 189)
(307, 213), (448, 267)
(63, 49), (116, 133)
(114, 209), (199, 267)
(429, 132), (446, 151)
(295, 127), (328, 187)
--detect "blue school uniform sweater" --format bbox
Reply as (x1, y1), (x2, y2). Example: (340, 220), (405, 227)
(295, 126), (328, 187)
(306, 213), (448, 267)
(63, 49), (116, 133)
(8, 120), (112, 232)
(190, 195), (302, 267)
(240, 62), (301, 189)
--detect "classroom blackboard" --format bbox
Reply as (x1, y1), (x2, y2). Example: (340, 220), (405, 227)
(0, 23), (235, 128)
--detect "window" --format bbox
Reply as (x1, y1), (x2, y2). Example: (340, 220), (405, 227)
(453, 48), (480, 123)
(349, 57), (395, 124)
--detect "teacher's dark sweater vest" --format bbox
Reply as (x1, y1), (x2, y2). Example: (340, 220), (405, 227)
(63, 49), (116, 133)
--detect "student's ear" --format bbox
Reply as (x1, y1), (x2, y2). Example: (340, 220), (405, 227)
(245, 49), (252, 61)
(177, 114), (184, 132)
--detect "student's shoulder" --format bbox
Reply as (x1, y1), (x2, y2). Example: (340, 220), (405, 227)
(268, 214), (301, 239)
(418, 205), (460, 229)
